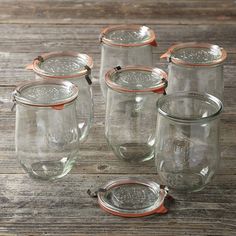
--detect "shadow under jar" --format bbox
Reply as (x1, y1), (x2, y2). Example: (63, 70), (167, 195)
(155, 92), (223, 192)
(105, 66), (167, 162)
(99, 25), (157, 99)
(29, 51), (94, 142)
(13, 80), (80, 180)
(161, 42), (227, 100)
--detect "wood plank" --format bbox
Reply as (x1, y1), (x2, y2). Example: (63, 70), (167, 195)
(0, 174), (235, 235)
(0, 0), (235, 25)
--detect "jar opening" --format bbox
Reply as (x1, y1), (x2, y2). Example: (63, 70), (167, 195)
(105, 66), (167, 93)
(162, 42), (227, 66)
(13, 79), (78, 107)
(100, 25), (156, 47)
(32, 51), (93, 79)
(157, 92), (223, 122)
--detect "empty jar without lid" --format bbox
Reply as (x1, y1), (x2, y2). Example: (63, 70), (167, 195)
(13, 80), (80, 180)
(105, 66), (167, 162)
(161, 42), (227, 100)
(30, 51), (94, 142)
(99, 25), (157, 99)
(155, 92), (223, 192)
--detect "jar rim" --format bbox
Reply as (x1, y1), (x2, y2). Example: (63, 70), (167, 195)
(160, 42), (227, 66)
(105, 65), (168, 94)
(100, 25), (157, 47)
(157, 92), (223, 123)
(32, 51), (93, 79)
(13, 79), (78, 107)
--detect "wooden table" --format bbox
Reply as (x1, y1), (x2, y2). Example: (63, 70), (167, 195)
(0, 0), (235, 235)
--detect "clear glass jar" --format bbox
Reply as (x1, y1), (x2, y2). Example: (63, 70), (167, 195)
(12, 79), (80, 180)
(105, 66), (167, 162)
(161, 43), (227, 100)
(155, 92), (223, 192)
(99, 25), (157, 99)
(29, 51), (94, 142)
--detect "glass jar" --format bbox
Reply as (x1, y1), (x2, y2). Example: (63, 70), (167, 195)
(155, 92), (223, 192)
(99, 25), (157, 99)
(28, 51), (94, 142)
(105, 66), (167, 162)
(161, 42), (227, 100)
(12, 79), (80, 180)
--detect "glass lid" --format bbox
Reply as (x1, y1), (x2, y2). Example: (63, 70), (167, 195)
(97, 177), (168, 217)
(105, 66), (167, 93)
(32, 51), (93, 79)
(13, 79), (78, 107)
(160, 42), (227, 66)
(100, 25), (157, 47)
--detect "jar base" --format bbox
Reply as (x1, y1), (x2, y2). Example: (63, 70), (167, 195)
(111, 142), (154, 162)
(22, 159), (75, 181)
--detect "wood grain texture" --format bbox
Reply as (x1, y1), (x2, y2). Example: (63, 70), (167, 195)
(0, 0), (235, 235)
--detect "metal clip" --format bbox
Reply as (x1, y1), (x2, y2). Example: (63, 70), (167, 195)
(34, 56), (44, 63)
(99, 33), (105, 43)
(84, 65), (92, 85)
(87, 188), (106, 198)
(11, 90), (19, 112)
(114, 66), (122, 71)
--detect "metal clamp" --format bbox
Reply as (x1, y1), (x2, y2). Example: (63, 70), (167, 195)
(87, 188), (106, 198)
(84, 65), (92, 85)
(34, 56), (44, 63)
(99, 33), (105, 43)
(11, 90), (19, 112)
(114, 66), (122, 71)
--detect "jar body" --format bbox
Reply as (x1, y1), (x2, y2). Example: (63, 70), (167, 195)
(167, 63), (224, 100)
(155, 93), (221, 192)
(36, 75), (93, 142)
(15, 102), (80, 180)
(100, 44), (153, 98)
(105, 90), (162, 162)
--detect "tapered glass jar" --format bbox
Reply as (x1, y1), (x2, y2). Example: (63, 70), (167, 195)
(13, 80), (80, 180)
(99, 25), (157, 99)
(105, 66), (167, 162)
(155, 92), (223, 192)
(29, 51), (94, 142)
(161, 43), (227, 100)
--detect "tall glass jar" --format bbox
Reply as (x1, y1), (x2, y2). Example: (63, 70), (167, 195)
(161, 43), (227, 100)
(13, 80), (80, 180)
(99, 25), (157, 99)
(155, 92), (223, 192)
(28, 51), (94, 142)
(105, 66), (167, 162)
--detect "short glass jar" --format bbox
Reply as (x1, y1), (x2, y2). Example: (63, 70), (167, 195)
(13, 79), (80, 180)
(161, 42), (227, 100)
(105, 66), (167, 162)
(155, 92), (223, 192)
(99, 25), (157, 99)
(28, 51), (94, 142)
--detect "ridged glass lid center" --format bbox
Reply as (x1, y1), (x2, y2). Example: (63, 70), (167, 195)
(111, 69), (164, 91)
(106, 26), (151, 44)
(39, 56), (87, 76)
(172, 46), (223, 64)
(104, 183), (158, 210)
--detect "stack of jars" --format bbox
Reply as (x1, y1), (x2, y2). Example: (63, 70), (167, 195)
(12, 24), (227, 217)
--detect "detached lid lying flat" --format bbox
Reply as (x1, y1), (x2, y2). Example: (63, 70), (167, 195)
(161, 42), (227, 66)
(31, 51), (93, 79)
(100, 25), (157, 47)
(105, 66), (167, 94)
(12, 80), (78, 109)
(96, 177), (168, 217)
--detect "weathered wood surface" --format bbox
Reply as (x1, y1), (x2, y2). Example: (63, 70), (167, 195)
(0, 0), (235, 235)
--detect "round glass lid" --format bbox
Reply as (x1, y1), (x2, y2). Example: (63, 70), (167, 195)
(32, 51), (93, 79)
(97, 177), (168, 217)
(100, 25), (157, 47)
(105, 66), (167, 93)
(13, 80), (78, 107)
(161, 42), (227, 66)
